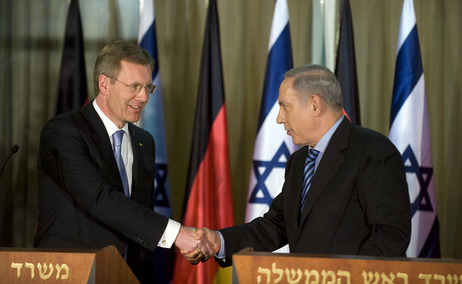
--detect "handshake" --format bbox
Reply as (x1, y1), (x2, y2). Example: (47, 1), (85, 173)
(174, 226), (221, 265)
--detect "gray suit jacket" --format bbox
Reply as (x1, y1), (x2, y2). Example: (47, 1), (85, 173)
(34, 101), (168, 282)
(219, 118), (411, 265)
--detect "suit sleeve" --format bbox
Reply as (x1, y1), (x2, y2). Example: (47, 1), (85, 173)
(38, 116), (169, 252)
(216, 154), (296, 266)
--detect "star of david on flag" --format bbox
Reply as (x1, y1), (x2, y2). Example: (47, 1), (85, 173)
(245, 0), (297, 227)
(388, 0), (440, 258)
(402, 145), (434, 217)
(154, 164), (169, 207)
(248, 143), (292, 206)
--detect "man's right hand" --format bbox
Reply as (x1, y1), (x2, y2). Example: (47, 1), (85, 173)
(174, 226), (215, 263)
(181, 227), (221, 265)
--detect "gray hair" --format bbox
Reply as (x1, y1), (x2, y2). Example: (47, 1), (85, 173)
(284, 64), (343, 111)
(93, 40), (154, 96)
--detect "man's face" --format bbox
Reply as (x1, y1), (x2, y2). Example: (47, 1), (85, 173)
(104, 60), (152, 128)
(276, 78), (314, 146)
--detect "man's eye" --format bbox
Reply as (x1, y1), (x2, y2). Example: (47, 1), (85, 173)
(130, 84), (141, 92)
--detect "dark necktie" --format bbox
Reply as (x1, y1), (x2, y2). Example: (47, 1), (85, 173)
(113, 130), (130, 197)
(300, 148), (320, 213)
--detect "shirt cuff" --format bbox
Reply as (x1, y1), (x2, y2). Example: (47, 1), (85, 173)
(157, 219), (181, 248)
(216, 231), (226, 258)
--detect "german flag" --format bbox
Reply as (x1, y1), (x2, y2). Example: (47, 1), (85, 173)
(335, 0), (361, 125)
(172, 0), (234, 283)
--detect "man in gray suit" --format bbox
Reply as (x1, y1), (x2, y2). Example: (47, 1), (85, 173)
(185, 64), (411, 266)
(34, 40), (212, 283)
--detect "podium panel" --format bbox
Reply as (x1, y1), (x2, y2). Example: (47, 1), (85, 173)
(0, 246), (139, 283)
(232, 248), (462, 284)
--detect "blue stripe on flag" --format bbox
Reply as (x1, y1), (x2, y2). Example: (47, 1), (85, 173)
(258, 24), (293, 129)
(139, 24), (159, 77)
(390, 26), (423, 125)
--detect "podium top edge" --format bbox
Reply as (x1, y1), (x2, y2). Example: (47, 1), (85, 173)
(0, 245), (116, 254)
(233, 248), (462, 263)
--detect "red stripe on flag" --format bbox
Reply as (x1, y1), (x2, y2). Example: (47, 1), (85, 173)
(342, 108), (351, 122)
(173, 106), (234, 283)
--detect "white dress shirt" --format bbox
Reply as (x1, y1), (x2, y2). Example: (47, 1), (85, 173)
(93, 100), (180, 248)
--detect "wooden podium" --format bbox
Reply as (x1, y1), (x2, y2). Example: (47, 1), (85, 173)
(232, 248), (462, 283)
(0, 246), (139, 283)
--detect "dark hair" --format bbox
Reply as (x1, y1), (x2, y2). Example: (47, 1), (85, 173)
(284, 64), (343, 111)
(93, 40), (154, 96)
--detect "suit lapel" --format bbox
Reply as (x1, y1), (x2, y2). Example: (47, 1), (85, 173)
(298, 119), (351, 229)
(128, 124), (141, 199)
(128, 123), (154, 203)
(80, 101), (125, 195)
(285, 146), (308, 240)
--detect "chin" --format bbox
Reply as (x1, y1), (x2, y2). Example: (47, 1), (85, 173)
(128, 116), (141, 123)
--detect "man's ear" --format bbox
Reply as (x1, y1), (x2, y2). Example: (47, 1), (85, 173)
(99, 75), (110, 96)
(310, 94), (322, 114)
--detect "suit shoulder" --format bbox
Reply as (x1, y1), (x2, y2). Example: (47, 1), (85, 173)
(350, 124), (399, 152)
(351, 124), (389, 142)
(41, 109), (85, 133)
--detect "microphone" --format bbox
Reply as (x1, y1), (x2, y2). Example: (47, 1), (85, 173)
(0, 145), (19, 178)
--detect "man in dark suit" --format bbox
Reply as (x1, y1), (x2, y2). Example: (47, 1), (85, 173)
(34, 40), (213, 283)
(185, 64), (411, 265)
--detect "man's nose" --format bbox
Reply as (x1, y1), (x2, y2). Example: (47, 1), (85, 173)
(137, 88), (149, 102)
(276, 109), (284, 124)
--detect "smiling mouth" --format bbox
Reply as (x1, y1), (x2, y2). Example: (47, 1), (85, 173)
(129, 105), (142, 110)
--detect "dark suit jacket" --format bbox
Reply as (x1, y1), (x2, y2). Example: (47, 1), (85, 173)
(34, 101), (169, 283)
(219, 118), (411, 265)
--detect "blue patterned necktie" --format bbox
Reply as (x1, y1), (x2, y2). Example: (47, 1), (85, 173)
(300, 148), (320, 213)
(113, 130), (130, 197)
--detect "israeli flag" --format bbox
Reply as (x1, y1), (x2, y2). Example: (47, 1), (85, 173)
(245, 0), (297, 227)
(138, 2), (175, 283)
(389, 0), (440, 258)
(138, 0), (171, 218)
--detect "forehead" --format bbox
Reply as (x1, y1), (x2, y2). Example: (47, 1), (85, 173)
(278, 78), (298, 103)
(119, 60), (150, 72)
(118, 61), (152, 82)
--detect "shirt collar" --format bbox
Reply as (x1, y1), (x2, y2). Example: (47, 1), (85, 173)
(312, 115), (344, 153)
(93, 100), (129, 137)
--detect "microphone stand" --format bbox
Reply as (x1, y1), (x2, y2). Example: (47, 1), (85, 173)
(0, 145), (19, 178)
